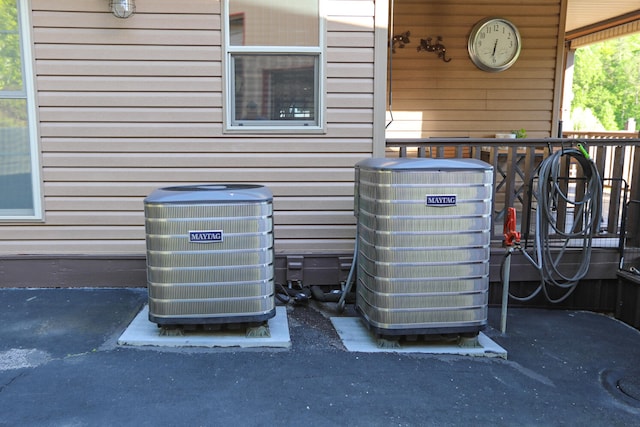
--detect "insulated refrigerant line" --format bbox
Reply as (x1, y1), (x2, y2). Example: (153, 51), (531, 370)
(338, 230), (358, 312)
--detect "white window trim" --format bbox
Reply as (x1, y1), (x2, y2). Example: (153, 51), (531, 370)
(222, 0), (326, 134)
(1, 0), (43, 221)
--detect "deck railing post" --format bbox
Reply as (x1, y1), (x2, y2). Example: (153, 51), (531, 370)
(627, 144), (640, 247)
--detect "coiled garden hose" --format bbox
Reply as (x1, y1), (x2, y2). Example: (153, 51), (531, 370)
(512, 145), (603, 303)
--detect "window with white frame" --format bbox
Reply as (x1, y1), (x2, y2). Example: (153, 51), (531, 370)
(0, 0), (41, 220)
(224, 0), (323, 130)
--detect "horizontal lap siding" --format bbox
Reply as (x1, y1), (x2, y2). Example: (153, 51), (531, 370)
(0, 0), (374, 255)
(385, 0), (561, 139)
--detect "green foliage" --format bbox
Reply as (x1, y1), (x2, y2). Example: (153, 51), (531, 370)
(572, 34), (640, 130)
(0, 0), (23, 91)
(511, 128), (527, 138)
(0, 99), (26, 127)
(0, 0), (26, 127)
(570, 107), (604, 131)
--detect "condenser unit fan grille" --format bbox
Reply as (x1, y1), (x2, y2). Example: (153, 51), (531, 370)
(354, 158), (493, 336)
(144, 185), (275, 326)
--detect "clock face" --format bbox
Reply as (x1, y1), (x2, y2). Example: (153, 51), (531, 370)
(468, 18), (521, 72)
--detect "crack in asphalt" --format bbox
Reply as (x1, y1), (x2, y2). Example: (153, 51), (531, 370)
(0, 371), (27, 393)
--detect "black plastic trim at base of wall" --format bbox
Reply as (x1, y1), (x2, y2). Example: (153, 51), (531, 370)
(0, 248), (622, 286)
(0, 254), (356, 289)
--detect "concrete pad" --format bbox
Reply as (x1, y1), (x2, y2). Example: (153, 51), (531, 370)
(118, 305), (290, 349)
(330, 317), (507, 358)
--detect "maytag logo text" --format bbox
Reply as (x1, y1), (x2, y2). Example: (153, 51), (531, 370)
(426, 195), (457, 207)
(189, 230), (223, 243)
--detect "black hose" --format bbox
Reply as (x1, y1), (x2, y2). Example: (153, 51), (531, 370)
(310, 286), (356, 303)
(275, 283), (310, 305)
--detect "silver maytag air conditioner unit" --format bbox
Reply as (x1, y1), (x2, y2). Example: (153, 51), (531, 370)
(354, 158), (493, 337)
(143, 184), (275, 327)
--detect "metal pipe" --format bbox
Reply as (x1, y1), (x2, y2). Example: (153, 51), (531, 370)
(501, 247), (514, 334)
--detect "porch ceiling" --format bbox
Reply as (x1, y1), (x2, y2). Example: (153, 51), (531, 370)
(566, 0), (639, 38)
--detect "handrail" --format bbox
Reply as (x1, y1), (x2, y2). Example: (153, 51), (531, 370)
(385, 137), (640, 247)
(387, 137), (640, 147)
(562, 130), (639, 139)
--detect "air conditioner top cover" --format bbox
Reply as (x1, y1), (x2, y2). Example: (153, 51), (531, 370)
(355, 157), (492, 172)
(144, 184), (272, 205)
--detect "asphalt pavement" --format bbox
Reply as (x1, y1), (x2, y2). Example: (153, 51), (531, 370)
(1, 287), (640, 426)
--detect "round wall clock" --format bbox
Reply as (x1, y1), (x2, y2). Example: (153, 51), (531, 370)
(468, 17), (522, 72)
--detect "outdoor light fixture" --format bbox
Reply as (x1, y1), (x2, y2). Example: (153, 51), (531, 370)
(110, 0), (135, 19)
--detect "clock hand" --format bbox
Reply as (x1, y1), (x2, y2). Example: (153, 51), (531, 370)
(492, 39), (498, 56)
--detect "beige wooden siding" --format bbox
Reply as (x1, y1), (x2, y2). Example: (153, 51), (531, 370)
(0, 0), (375, 255)
(385, 0), (562, 139)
